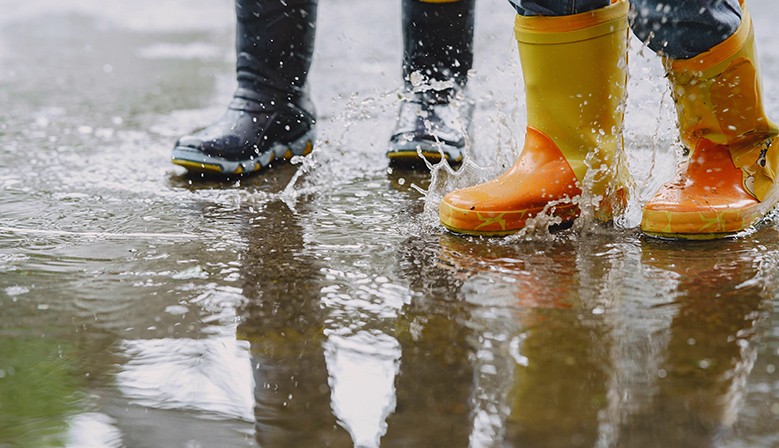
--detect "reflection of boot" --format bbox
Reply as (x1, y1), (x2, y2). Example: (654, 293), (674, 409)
(440, 1), (629, 235)
(387, 0), (475, 166)
(618, 239), (766, 446)
(437, 233), (575, 309)
(376, 236), (474, 446)
(641, 5), (779, 239)
(172, 0), (317, 175)
(237, 201), (351, 447)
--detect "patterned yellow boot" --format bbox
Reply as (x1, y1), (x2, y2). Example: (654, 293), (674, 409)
(641, 4), (779, 239)
(439, 1), (630, 236)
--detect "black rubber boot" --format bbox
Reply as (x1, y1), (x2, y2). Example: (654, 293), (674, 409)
(172, 0), (318, 175)
(387, 0), (476, 166)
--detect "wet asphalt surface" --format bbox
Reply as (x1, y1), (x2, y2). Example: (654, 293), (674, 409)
(3, 0), (779, 447)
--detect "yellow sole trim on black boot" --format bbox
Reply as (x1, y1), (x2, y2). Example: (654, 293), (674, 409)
(172, 159), (225, 174)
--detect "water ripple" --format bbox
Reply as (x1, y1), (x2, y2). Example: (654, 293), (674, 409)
(116, 337), (254, 422)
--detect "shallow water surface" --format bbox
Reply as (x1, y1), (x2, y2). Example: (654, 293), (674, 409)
(2, 0), (779, 447)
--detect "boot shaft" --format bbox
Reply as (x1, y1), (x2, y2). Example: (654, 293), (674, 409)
(667, 8), (775, 148)
(235, 0), (317, 99)
(402, 0), (475, 89)
(438, 2), (632, 236)
(666, 5), (779, 202)
(514, 1), (629, 190)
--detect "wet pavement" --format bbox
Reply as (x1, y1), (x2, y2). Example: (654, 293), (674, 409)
(2, 0), (779, 447)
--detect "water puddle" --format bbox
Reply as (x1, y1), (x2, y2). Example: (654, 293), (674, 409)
(3, 1), (779, 447)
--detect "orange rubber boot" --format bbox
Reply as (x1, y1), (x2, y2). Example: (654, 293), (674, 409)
(439, 1), (630, 236)
(641, 4), (779, 239)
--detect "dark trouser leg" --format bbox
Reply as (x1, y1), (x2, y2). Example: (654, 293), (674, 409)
(629, 0), (741, 59)
(508, 0), (609, 16)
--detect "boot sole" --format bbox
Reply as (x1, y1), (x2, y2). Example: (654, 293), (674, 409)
(387, 139), (463, 166)
(171, 129), (315, 175)
(641, 187), (779, 240)
(439, 200), (580, 236)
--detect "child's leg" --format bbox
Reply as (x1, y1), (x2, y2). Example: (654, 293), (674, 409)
(630, 0), (741, 59)
(440, 0), (630, 235)
(508, 0), (609, 16)
(387, 0), (476, 166)
(638, 0), (779, 238)
(171, 0), (318, 175)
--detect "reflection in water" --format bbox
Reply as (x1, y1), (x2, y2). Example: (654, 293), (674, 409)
(66, 413), (123, 448)
(438, 235), (618, 448)
(324, 331), (400, 447)
(238, 200), (351, 447)
(116, 337), (254, 421)
(0, 337), (82, 447)
(383, 234), (476, 447)
(307, 175), (417, 448)
(431, 232), (774, 448)
(100, 194), (776, 448)
(617, 239), (771, 447)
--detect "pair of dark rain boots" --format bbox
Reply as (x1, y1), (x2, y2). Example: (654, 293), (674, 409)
(171, 0), (475, 175)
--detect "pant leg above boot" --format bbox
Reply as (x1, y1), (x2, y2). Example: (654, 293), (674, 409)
(629, 0), (741, 59)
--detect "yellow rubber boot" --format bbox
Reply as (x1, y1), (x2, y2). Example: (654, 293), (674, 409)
(641, 5), (779, 239)
(439, 1), (630, 236)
